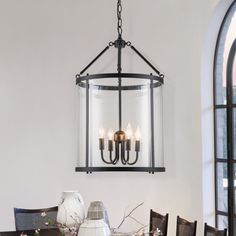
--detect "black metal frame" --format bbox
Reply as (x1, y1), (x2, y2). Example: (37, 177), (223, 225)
(214, 1), (236, 235)
(225, 38), (236, 236)
(75, 167), (165, 173)
(76, 73), (163, 87)
(75, 0), (165, 174)
(75, 41), (164, 173)
(75, 45), (164, 173)
(76, 73), (163, 92)
(75, 48), (165, 173)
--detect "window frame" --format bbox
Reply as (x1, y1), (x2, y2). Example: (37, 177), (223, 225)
(214, 2), (236, 235)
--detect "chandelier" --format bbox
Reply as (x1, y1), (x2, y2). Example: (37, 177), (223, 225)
(76, 0), (165, 173)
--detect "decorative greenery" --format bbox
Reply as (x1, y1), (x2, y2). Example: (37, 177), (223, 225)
(40, 212), (81, 235)
(20, 203), (162, 236)
(112, 202), (162, 236)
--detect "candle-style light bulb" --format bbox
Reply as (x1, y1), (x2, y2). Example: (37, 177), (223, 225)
(135, 126), (141, 141)
(126, 123), (133, 140)
(99, 127), (105, 139)
(108, 129), (114, 140)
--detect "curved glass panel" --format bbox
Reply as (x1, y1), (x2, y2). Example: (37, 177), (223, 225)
(77, 76), (163, 169)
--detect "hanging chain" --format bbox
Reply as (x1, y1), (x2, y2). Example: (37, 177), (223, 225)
(117, 0), (122, 37)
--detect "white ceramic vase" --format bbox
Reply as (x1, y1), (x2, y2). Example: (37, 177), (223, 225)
(78, 219), (110, 236)
(57, 191), (85, 228)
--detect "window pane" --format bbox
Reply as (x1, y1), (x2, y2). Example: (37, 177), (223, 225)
(217, 162), (228, 212)
(215, 52), (226, 105)
(233, 58), (236, 104)
(234, 109), (236, 160)
(217, 215), (228, 230)
(234, 164), (236, 214)
(226, 8), (236, 105)
(215, 109), (227, 159)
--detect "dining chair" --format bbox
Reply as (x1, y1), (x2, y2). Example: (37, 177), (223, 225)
(149, 209), (169, 236)
(176, 216), (197, 236)
(204, 223), (227, 236)
(0, 229), (61, 236)
(14, 206), (58, 231)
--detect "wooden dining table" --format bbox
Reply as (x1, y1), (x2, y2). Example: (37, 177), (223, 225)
(0, 229), (62, 236)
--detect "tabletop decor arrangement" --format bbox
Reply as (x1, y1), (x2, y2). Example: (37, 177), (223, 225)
(38, 192), (162, 236)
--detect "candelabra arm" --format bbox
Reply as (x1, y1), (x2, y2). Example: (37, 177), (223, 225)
(120, 141), (127, 165)
(101, 150), (114, 164)
(110, 149), (119, 165)
(127, 152), (139, 165)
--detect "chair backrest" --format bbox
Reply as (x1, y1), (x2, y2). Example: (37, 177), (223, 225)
(204, 223), (227, 236)
(0, 229), (60, 236)
(149, 209), (169, 236)
(176, 216), (197, 236)
(14, 206), (58, 231)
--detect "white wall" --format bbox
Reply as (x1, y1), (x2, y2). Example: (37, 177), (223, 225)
(0, 0), (229, 235)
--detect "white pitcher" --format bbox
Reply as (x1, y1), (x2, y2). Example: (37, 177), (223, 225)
(57, 191), (85, 228)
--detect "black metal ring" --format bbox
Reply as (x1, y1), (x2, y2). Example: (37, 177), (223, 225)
(78, 81), (161, 91)
(76, 73), (164, 91)
(76, 73), (163, 83)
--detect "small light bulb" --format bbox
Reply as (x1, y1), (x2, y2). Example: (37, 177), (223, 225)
(126, 123), (133, 140)
(108, 129), (114, 140)
(99, 127), (105, 139)
(135, 126), (141, 141)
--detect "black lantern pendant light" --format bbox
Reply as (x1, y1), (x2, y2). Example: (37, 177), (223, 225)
(76, 0), (165, 173)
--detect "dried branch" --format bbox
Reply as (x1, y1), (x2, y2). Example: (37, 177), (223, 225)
(128, 215), (146, 227)
(116, 202), (144, 229)
(133, 224), (149, 235)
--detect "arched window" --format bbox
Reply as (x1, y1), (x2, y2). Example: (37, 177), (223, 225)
(214, 2), (236, 235)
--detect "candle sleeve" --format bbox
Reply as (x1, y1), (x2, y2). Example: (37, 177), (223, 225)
(135, 140), (140, 152)
(99, 138), (104, 150)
